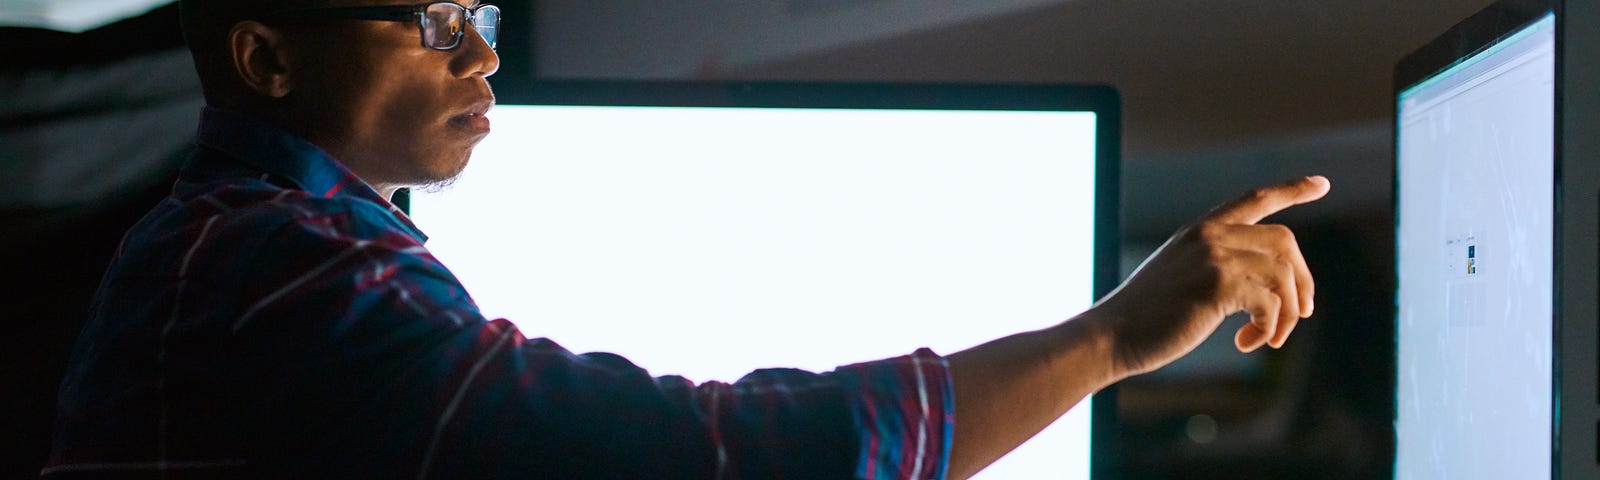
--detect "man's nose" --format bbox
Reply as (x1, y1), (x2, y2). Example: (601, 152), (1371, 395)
(451, 26), (500, 78)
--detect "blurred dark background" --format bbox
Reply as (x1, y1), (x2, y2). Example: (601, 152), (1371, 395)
(1, 0), (1493, 478)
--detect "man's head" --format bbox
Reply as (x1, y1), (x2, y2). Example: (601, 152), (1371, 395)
(180, 0), (500, 195)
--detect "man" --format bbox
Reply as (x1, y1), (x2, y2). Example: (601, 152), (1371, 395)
(45, 0), (1331, 478)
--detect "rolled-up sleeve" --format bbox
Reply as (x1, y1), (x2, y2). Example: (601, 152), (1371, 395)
(834, 349), (954, 480)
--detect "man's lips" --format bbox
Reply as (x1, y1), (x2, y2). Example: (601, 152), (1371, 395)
(450, 112), (491, 133)
(449, 99), (495, 133)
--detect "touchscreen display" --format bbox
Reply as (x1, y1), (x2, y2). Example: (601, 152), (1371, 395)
(1395, 14), (1555, 479)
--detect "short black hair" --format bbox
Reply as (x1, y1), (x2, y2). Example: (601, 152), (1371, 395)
(178, 0), (331, 102)
(178, 0), (310, 53)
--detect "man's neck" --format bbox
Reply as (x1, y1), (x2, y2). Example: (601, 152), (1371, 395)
(209, 105), (406, 206)
(375, 184), (402, 202)
(235, 104), (405, 203)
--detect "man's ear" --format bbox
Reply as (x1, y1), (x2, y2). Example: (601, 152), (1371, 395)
(228, 21), (294, 98)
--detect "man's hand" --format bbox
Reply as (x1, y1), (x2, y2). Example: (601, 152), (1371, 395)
(1093, 175), (1331, 377)
(946, 176), (1329, 479)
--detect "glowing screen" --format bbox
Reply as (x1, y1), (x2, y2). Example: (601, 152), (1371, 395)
(411, 104), (1101, 478)
(1395, 14), (1555, 480)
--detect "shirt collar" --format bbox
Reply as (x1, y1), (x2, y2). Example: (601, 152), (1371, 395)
(195, 106), (428, 243)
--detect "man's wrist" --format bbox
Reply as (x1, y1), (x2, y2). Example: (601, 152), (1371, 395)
(1052, 307), (1128, 390)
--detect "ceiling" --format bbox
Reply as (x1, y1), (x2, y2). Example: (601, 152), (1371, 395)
(728, 0), (1497, 156)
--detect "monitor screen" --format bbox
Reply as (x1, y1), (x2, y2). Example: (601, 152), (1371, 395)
(1395, 13), (1556, 479)
(408, 83), (1117, 479)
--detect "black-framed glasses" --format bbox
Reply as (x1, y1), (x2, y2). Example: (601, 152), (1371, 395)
(267, 2), (500, 51)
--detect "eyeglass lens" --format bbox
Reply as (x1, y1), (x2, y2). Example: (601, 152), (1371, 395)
(421, 3), (499, 50)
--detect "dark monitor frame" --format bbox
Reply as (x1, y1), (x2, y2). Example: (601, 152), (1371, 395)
(1394, 1), (1554, 93)
(488, 79), (1125, 477)
(1395, 0), (1599, 477)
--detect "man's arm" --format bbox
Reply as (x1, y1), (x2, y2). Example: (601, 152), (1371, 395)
(229, 176), (1325, 478)
(944, 176), (1330, 479)
(232, 199), (951, 478)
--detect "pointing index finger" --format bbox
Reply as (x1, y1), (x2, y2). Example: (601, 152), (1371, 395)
(1208, 176), (1331, 225)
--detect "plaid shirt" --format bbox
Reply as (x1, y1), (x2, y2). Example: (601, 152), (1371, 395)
(45, 107), (954, 479)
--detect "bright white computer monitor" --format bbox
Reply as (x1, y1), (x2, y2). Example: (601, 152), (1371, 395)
(1395, 1), (1600, 478)
(408, 81), (1121, 479)
(1396, 11), (1555, 480)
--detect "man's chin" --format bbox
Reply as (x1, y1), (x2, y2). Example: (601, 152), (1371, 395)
(416, 173), (463, 194)
(411, 154), (472, 193)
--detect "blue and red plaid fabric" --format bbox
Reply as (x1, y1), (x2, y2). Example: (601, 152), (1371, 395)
(45, 107), (954, 479)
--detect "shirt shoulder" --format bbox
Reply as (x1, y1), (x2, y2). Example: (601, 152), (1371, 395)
(113, 171), (414, 284)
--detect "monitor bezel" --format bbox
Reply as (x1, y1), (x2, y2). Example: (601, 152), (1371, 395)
(493, 79), (1125, 477)
(1394, 0), (1555, 94)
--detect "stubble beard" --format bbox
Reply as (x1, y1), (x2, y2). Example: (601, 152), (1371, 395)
(416, 163), (467, 194)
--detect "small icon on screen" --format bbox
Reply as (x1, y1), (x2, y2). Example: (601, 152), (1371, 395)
(1467, 244), (1477, 275)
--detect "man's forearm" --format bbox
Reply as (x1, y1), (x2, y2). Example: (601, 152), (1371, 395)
(943, 309), (1122, 480)
(941, 176), (1330, 479)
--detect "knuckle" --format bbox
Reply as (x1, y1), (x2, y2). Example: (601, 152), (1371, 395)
(1275, 255), (1296, 273)
(1245, 259), (1292, 292)
(1203, 243), (1231, 268)
(1261, 269), (1289, 292)
(1278, 227), (1299, 247)
(1249, 187), (1274, 202)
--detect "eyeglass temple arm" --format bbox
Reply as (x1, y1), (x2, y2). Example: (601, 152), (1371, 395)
(265, 6), (417, 23)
